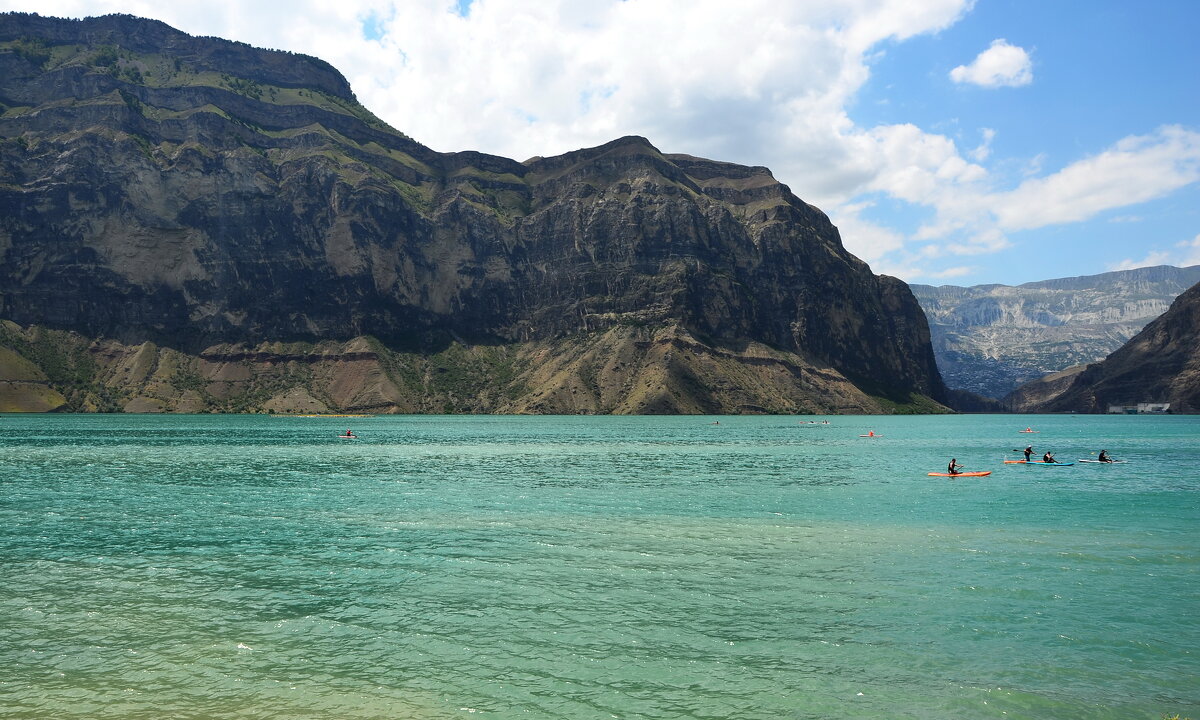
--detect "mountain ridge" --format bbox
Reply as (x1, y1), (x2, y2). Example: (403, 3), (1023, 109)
(0, 12), (947, 414)
(1010, 279), (1200, 413)
(910, 264), (1200, 399)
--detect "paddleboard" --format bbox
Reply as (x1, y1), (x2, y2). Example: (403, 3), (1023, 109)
(1026, 461), (1074, 466)
(859, 434), (882, 438)
(928, 471), (992, 477)
(1019, 430), (1039, 433)
(338, 435), (359, 440)
(1077, 459), (1126, 464)
(1004, 459), (1028, 464)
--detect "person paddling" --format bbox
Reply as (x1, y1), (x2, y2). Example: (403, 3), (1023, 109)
(1042, 451), (1056, 463)
(1024, 445), (1033, 462)
(1098, 449), (1112, 463)
(947, 458), (963, 475)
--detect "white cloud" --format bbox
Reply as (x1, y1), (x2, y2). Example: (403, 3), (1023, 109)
(906, 125), (1200, 247)
(1179, 235), (1200, 266)
(994, 126), (1200, 231)
(827, 202), (906, 265)
(872, 261), (975, 281)
(1109, 252), (1174, 272)
(950, 38), (1033, 88)
(863, 123), (987, 204)
(927, 265), (975, 279)
(968, 128), (995, 162)
(1110, 234), (1200, 271)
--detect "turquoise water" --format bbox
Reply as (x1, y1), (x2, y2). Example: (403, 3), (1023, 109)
(1, 413), (1196, 719)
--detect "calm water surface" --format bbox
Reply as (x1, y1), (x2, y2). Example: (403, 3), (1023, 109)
(1, 414), (1197, 719)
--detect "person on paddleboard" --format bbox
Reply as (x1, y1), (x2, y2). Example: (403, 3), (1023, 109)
(1098, 449), (1112, 463)
(1024, 445), (1033, 462)
(342, 429), (356, 438)
(947, 458), (963, 475)
(1042, 451), (1056, 463)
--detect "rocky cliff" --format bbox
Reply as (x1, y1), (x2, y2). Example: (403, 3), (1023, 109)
(0, 13), (948, 414)
(1002, 365), (1087, 413)
(1018, 281), (1200, 413)
(910, 265), (1200, 399)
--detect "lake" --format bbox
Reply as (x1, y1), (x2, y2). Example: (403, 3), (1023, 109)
(1, 413), (1196, 719)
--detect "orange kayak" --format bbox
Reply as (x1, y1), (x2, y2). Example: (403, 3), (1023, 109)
(928, 471), (992, 477)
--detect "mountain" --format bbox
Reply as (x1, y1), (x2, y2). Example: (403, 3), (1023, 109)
(0, 12), (948, 414)
(910, 265), (1200, 399)
(1001, 365), (1087, 413)
(1011, 280), (1200, 413)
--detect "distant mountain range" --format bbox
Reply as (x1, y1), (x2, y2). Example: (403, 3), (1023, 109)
(910, 265), (1200, 399)
(0, 13), (947, 414)
(1007, 278), (1200, 413)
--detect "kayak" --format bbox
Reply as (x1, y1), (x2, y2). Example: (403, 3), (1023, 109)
(859, 434), (882, 438)
(1077, 459), (1126, 464)
(1004, 460), (1027, 464)
(1026, 461), (1074, 466)
(928, 471), (992, 477)
(338, 435), (358, 440)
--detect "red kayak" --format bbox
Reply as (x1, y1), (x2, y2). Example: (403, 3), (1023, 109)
(928, 471), (992, 477)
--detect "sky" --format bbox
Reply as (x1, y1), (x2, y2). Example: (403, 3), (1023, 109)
(4, 0), (1199, 287)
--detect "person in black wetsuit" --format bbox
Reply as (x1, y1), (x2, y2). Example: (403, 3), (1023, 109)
(947, 458), (963, 475)
(1098, 449), (1112, 463)
(1024, 445), (1033, 462)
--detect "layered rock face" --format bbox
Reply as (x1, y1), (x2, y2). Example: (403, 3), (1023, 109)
(0, 13), (947, 413)
(1021, 281), (1200, 413)
(911, 265), (1200, 399)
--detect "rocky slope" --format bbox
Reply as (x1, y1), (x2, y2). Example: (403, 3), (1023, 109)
(0, 13), (948, 414)
(910, 265), (1200, 399)
(1017, 280), (1200, 413)
(0, 320), (934, 415)
(1002, 365), (1087, 413)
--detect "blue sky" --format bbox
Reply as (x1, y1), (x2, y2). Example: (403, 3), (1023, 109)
(5, 0), (1199, 287)
(848, 1), (1200, 283)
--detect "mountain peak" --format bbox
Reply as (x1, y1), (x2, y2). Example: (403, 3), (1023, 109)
(0, 11), (356, 101)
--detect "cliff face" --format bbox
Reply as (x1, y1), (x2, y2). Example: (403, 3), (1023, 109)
(1024, 281), (1200, 413)
(911, 265), (1200, 398)
(0, 13), (947, 413)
